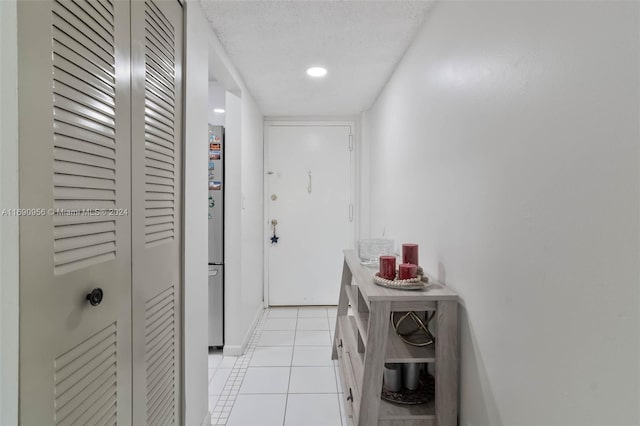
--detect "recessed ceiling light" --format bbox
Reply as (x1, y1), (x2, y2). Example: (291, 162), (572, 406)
(213, 108), (225, 113)
(306, 67), (327, 77)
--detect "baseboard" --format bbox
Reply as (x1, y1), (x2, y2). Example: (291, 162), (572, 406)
(223, 306), (264, 356)
(201, 411), (211, 426)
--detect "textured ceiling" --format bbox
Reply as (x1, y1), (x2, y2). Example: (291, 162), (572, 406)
(200, 1), (433, 116)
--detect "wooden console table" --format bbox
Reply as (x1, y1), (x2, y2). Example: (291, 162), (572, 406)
(332, 250), (459, 426)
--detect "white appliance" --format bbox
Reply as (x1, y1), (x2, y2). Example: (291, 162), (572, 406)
(208, 265), (224, 347)
(208, 125), (224, 347)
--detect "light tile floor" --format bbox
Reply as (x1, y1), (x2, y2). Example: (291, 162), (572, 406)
(209, 306), (348, 426)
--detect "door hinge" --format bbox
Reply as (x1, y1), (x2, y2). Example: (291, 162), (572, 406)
(348, 134), (354, 152)
(349, 203), (354, 222)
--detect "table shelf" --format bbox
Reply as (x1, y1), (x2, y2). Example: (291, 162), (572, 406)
(379, 398), (435, 420)
(332, 250), (459, 426)
(345, 284), (436, 363)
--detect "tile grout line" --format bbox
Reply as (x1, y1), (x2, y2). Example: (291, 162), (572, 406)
(210, 308), (269, 425)
(210, 307), (345, 426)
(281, 307), (298, 426)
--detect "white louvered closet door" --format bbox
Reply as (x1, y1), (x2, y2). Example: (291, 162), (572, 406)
(17, 0), (133, 425)
(131, 0), (183, 424)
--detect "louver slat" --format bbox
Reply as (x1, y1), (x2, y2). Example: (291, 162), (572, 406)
(52, 0), (117, 275)
(54, 322), (118, 426)
(143, 0), (176, 247)
(145, 286), (175, 426)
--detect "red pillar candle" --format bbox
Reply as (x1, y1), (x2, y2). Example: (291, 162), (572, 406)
(379, 256), (396, 280)
(402, 244), (419, 266)
(398, 263), (418, 280)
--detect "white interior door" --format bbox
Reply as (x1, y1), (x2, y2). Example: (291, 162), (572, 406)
(266, 124), (354, 306)
(18, 0), (132, 424)
(131, 0), (183, 424)
(17, 1), (182, 424)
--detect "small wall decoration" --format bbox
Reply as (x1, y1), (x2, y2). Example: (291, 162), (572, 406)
(270, 219), (279, 244)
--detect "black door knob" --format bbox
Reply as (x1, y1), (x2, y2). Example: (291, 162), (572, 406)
(86, 288), (103, 306)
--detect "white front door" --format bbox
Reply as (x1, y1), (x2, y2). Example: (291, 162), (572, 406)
(266, 124), (354, 306)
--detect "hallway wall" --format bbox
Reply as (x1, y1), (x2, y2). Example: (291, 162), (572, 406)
(223, 90), (265, 356)
(362, 2), (639, 425)
(239, 90), (265, 341)
(184, 1), (265, 422)
(184, 2), (211, 424)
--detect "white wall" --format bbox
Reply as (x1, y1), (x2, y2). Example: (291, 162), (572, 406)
(186, 0), (265, 376)
(207, 82), (226, 126)
(183, 2), (211, 425)
(223, 86), (265, 356)
(356, 114), (370, 240)
(0, 0), (19, 424)
(222, 91), (244, 355)
(199, 13), (265, 357)
(363, 2), (639, 425)
(239, 91), (265, 332)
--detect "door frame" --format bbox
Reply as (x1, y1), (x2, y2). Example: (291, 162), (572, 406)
(262, 120), (357, 307)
